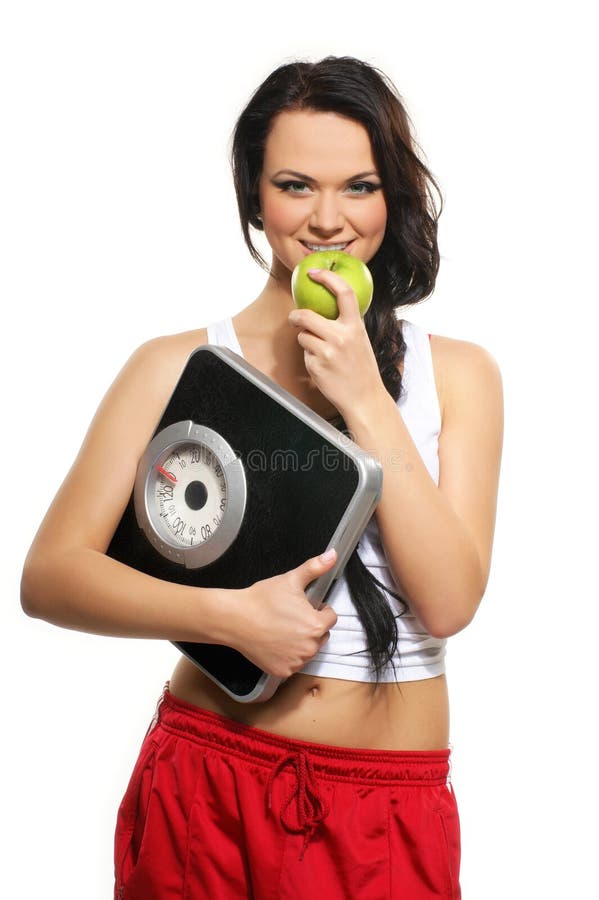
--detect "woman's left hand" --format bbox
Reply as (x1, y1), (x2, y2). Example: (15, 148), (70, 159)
(288, 268), (386, 419)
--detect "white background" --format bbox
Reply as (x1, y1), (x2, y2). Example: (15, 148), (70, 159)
(2, 1), (596, 897)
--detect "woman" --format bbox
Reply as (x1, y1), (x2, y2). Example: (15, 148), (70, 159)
(21, 56), (503, 898)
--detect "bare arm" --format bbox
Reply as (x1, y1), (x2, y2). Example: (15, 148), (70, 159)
(344, 338), (504, 638)
(20, 335), (226, 639)
(287, 268), (504, 640)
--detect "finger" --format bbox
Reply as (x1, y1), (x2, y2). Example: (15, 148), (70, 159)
(294, 548), (337, 588)
(288, 306), (335, 338)
(318, 606), (338, 631)
(306, 269), (362, 321)
(296, 329), (329, 359)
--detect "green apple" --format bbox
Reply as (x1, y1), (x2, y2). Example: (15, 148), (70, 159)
(291, 250), (373, 319)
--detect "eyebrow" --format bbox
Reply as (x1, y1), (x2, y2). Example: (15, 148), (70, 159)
(271, 169), (380, 182)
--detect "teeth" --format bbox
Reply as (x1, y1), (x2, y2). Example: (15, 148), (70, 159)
(305, 242), (349, 252)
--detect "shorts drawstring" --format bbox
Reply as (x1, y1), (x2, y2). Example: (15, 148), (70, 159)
(266, 751), (330, 860)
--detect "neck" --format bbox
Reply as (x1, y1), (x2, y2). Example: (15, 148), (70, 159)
(242, 266), (295, 332)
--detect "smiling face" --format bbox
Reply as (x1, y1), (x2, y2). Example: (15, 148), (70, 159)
(258, 110), (388, 282)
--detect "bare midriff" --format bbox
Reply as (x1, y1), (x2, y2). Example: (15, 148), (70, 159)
(168, 656), (449, 751)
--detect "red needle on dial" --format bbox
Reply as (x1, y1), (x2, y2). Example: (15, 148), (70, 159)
(156, 465), (177, 484)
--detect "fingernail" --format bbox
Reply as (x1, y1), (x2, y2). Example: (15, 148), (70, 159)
(308, 268), (322, 276)
(320, 548), (336, 562)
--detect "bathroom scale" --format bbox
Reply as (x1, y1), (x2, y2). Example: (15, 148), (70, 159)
(107, 345), (382, 703)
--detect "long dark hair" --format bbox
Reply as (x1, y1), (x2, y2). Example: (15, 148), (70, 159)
(231, 56), (442, 680)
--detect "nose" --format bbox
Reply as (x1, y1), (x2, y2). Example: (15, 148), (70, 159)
(309, 190), (344, 235)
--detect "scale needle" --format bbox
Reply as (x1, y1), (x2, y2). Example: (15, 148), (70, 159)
(157, 465), (177, 484)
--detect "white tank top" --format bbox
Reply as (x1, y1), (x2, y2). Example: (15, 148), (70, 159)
(206, 316), (446, 682)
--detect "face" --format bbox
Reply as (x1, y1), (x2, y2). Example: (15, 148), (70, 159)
(258, 110), (387, 282)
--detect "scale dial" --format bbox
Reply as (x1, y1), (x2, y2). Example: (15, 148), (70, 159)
(134, 420), (246, 568)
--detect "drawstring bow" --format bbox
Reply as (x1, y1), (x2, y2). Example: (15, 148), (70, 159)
(266, 751), (330, 860)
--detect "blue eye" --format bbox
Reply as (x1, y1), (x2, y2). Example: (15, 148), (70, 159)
(275, 180), (311, 194)
(347, 182), (380, 195)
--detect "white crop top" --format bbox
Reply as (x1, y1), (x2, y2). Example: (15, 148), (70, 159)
(206, 316), (446, 683)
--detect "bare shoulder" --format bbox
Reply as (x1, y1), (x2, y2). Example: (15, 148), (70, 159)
(428, 333), (503, 422)
(94, 324), (211, 463)
(89, 327), (209, 448)
(429, 332), (504, 595)
(125, 326), (209, 386)
(29, 326), (210, 556)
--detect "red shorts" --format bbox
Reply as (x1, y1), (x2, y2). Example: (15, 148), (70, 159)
(114, 686), (461, 899)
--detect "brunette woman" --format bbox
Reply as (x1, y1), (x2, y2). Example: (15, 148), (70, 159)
(22, 56), (503, 899)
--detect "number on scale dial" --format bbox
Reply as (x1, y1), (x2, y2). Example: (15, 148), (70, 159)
(134, 421), (247, 568)
(155, 443), (226, 547)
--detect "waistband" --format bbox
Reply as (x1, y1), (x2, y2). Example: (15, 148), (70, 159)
(154, 686), (450, 787)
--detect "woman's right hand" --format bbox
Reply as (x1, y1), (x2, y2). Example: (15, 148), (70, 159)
(228, 549), (339, 679)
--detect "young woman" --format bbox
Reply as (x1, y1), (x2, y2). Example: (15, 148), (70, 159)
(21, 57), (503, 899)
